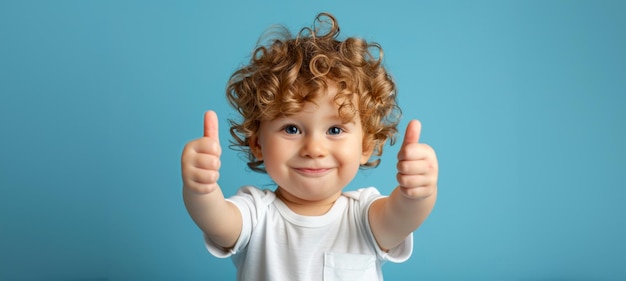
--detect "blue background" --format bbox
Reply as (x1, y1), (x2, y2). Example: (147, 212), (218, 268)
(1, 1), (625, 280)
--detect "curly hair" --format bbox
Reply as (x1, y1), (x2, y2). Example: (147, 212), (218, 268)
(226, 12), (401, 173)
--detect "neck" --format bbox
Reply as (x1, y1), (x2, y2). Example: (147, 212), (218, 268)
(275, 188), (341, 216)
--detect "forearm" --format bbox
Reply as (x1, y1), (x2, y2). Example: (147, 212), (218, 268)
(369, 119), (439, 250)
(370, 187), (437, 250)
(183, 185), (242, 249)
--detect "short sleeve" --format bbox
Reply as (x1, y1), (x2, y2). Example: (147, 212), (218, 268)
(346, 187), (414, 263)
(204, 186), (276, 258)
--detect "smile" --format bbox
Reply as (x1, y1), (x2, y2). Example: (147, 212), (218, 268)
(294, 168), (331, 176)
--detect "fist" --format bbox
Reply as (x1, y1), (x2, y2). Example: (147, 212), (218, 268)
(181, 110), (222, 194)
(396, 120), (438, 199)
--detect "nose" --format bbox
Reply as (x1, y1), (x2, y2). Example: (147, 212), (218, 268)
(300, 133), (327, 158)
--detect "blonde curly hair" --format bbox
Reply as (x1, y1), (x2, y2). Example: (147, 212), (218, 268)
(226, 12), (401, 173)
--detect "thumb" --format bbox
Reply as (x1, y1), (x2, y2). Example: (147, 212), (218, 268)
(401, 120), (422, 146)
(204, 110), (220, 144)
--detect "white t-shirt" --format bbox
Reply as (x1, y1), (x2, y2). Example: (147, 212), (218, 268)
(205, 186), (413, 281)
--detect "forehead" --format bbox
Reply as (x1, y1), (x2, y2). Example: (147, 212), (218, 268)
(300, 84), (361, 123)
(309, 81), (359, 105)
(255, 79), (361, 124)
(299, 87), (340, 113)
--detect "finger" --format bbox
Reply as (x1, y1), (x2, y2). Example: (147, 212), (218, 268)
(189, 168), (220, 185)
(398, 120), (423, 161)
(397, 159), (431, 175)
(399, 184), (436, 199)
(396, 174), (428, 188)
(397, 143), (435, 161)
(397, 173), (436, 189)
(204, 110), (220, 144)
(182, 168), (220, 194)
(183, 138), (221, 156)
(193, 154), (221, 170)
(401, 120), (422, 146)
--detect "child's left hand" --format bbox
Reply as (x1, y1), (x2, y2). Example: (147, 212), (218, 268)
(396, 120), (438, 199)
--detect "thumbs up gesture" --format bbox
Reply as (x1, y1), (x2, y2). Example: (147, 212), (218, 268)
(181, 111), (222, 194)
(396, 120), (438, 199)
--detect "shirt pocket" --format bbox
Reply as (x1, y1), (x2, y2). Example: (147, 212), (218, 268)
(323, 252), (378, 281)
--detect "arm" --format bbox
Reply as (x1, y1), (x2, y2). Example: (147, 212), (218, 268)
(181, 110), (242, 249)
(369, 120), (438, 251)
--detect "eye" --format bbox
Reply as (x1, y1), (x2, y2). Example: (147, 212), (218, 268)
(283, 125), (300, 135)
(327, 126), (343, 135)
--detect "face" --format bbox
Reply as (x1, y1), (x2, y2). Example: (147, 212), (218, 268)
(250, 85), (373, 207)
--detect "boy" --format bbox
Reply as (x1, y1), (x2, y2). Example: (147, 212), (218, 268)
(181, 13), (438, 280)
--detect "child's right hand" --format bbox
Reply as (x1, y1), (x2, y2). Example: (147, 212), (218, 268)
(181, 110), (222, 195)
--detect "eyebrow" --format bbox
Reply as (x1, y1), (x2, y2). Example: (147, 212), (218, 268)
(272, 113), (358, 125)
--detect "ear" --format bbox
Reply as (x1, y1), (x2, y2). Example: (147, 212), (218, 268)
(249, 135), (263, 161)
(360, 142), (375, 165)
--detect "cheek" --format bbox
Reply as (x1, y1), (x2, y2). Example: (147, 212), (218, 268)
(337, 146), (365, 166)
(340, 152), (362, 180)
(261, 140), (292, 162)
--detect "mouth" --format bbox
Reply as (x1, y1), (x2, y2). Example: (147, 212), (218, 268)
(294, 167), (331, 176)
